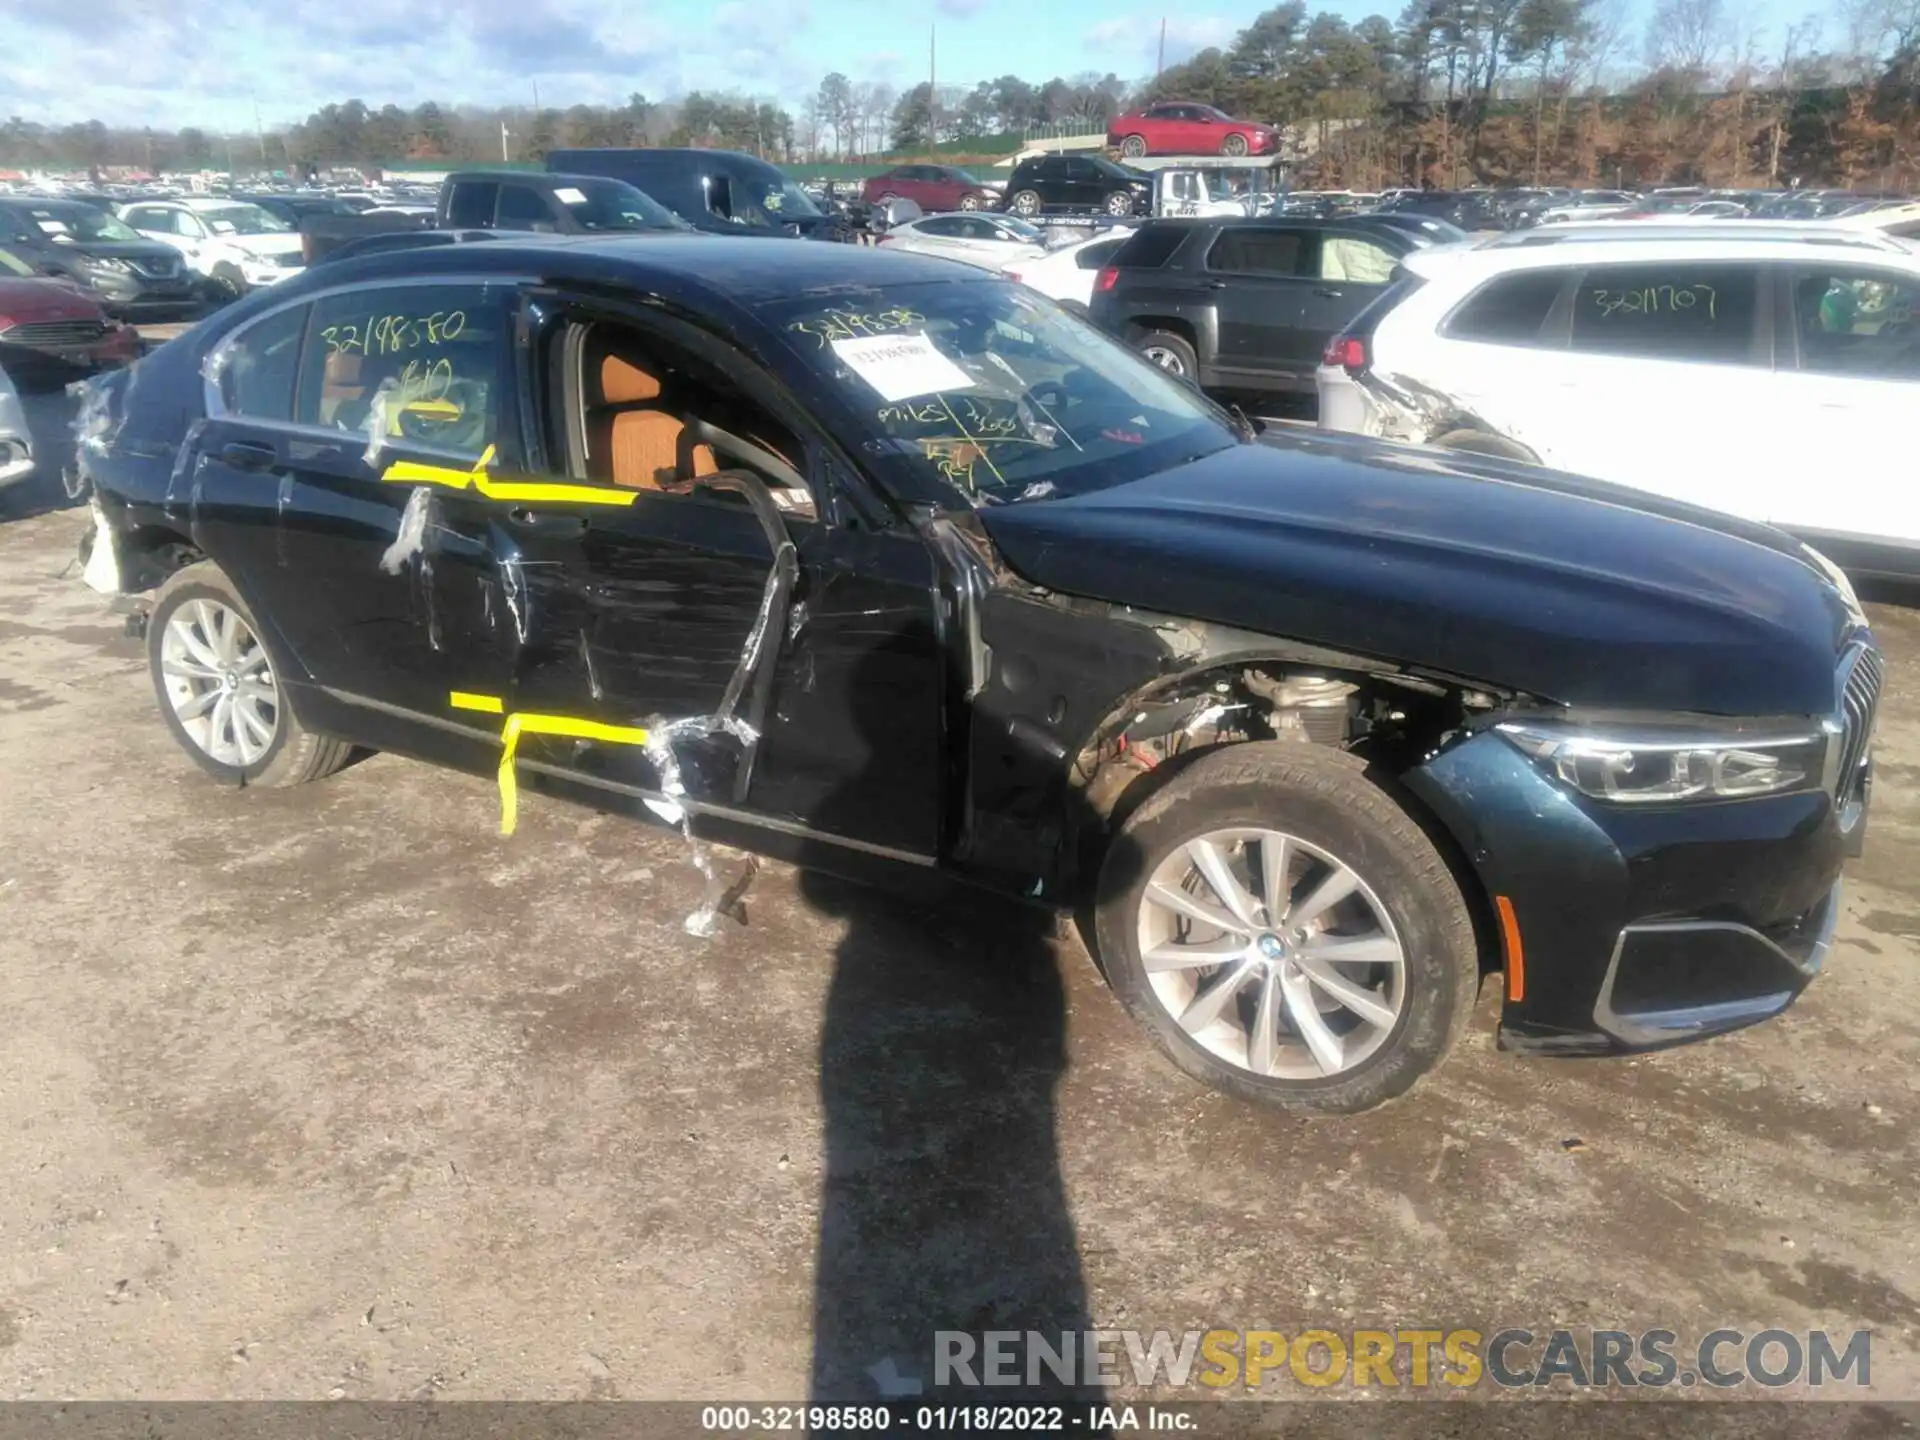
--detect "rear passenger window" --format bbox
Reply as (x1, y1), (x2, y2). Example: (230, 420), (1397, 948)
(1569, 263), (1759, 363)
(295, 283), (506, 459)
(1076, 238), (1126, 270)
(1208, 228), (1308, 277)
(1112, 226), (1187, 270)
(1444, 269), (1566, 344)
(218, 303), (307, 422)
(1792, 269), (1920, 379)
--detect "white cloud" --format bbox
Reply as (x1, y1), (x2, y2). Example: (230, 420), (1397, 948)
(1085, 12), (1234, 70)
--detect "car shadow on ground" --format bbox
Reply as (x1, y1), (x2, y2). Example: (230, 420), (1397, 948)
(1, 369), (84, 524)
(796, 632), (1144, 1411)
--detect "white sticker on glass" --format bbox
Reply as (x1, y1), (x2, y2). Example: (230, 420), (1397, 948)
(829, 332), (974, 403)
(553, 187), (587, 205)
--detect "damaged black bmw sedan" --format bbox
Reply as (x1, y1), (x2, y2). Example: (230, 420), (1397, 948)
(72, 235), (1882, 1112)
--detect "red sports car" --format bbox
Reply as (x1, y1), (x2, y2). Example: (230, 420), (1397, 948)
(0, 245), (140, 378)
(1107, 103), (1277, 158)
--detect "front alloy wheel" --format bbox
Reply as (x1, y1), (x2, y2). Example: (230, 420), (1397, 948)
(1106, 191), (1135, 216)
(958, 193), (981, 210)
(1135, 829), (1405, 1080)
(160, 598), (279, 767)
(1093, 742), (1479, 1112)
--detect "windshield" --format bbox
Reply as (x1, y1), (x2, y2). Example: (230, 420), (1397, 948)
(30, 206), (141, 242)
(947, 169), (985, 187)
(558, 178), (691, 232)
(0, 246), (33, 276)
(736, 175), (824, 226)
(997, 216), (1044, 241)
(774, 281), (1237, 507)
(200, 204), (291, 234)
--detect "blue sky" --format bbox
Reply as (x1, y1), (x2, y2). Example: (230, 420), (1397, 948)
(1, 0), (1788, 133)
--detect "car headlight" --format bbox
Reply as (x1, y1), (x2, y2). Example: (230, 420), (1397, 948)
(81, 256), (132, 274)
(1495, 719), (1828, 803)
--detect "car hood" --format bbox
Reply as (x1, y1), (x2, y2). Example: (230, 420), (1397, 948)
(47, 238), (176, 261)
(223, 232), (304, 258)
(978, 431), (1856, 717)
(0, 276), (107, 321)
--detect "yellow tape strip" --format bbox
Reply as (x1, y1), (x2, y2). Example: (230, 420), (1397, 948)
(381, 444), (638, 509)
(449, 692), (650, 835)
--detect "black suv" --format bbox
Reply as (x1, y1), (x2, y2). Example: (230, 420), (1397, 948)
(1003, 154), (1150, 219)
(0, 197), (199, 318)
(1090, 217), (1420, 395)
(71, 233), (1879, 1114)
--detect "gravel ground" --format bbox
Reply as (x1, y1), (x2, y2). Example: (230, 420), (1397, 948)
(0, 380), (1915, 1405)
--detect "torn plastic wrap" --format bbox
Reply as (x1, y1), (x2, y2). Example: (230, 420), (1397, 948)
(379, 486), (435, 575)
(63, 368), (132, 501)
(447, 470), (801, 937)
(361, 377), (400, 468)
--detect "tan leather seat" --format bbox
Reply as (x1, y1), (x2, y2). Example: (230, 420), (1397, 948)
(596, 355), (716, 491)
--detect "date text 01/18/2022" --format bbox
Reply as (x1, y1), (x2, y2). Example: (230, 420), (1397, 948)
(699, 1405), (1195, 1432)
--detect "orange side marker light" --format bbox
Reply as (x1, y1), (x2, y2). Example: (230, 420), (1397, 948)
(1495, 895), (1525, 1003)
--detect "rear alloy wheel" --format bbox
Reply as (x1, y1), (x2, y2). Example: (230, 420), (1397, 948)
(958, 192), (981, 211)
(1094, 743), (1479, 1112)
(1010, 189), (1042, 218)
(1221, 131), (1250, 157)
(1135, 329), (1198, 380)
(1120, 134), (1147, 158)
(147, 561), (351, 788)
(1105, 190), (1135, 216)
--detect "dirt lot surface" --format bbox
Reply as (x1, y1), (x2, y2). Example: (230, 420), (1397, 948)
(1, 382), (1917, 1406)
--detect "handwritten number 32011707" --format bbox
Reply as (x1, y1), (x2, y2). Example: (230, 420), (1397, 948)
(320, 310), (468, 357)
(1591, 285), (1717, 321)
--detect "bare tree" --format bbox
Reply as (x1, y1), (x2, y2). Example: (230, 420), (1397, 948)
(1767, 14), (1823, 181)
(1643, 0), (1732, 76)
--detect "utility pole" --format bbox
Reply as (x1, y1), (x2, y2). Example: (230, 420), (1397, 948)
(501, 121), (511, 161)
(929, 22), (938, 154)
(254, 97), (266, 162)
(1157, 18), (1166, 78)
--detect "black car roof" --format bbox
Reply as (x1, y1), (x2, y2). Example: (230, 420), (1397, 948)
(301, 233), (996, 307)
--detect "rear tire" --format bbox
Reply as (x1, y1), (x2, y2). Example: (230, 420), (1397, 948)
(1119, 135), (1147, 158)
(1133, 328), (1198, 380)
(1010, 189), (1042, 218)
(147, 562), (351, 788)
(1092, 743), (1480, 1113)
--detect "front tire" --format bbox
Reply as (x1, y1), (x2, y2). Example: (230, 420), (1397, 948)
(1221, 131), (1250, 157)
(1105, 190), (1135, 216)
(209, 261), (247, 299)
(958, 193), (981, 211)
(1092, 743), (1480, 1113)
(1119, 134), (1147, 158)
(147, 562), (351, 788)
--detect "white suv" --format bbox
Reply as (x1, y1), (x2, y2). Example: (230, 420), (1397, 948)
(118, 199), (305, 296)
(1316, 224), (1920, 579)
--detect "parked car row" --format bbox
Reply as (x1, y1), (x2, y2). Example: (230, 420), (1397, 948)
(64, 225), (1885, 1117)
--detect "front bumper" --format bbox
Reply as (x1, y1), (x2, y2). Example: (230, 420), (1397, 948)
(239, 260), (303, 288)
(1405, 730), (1859, 1057)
